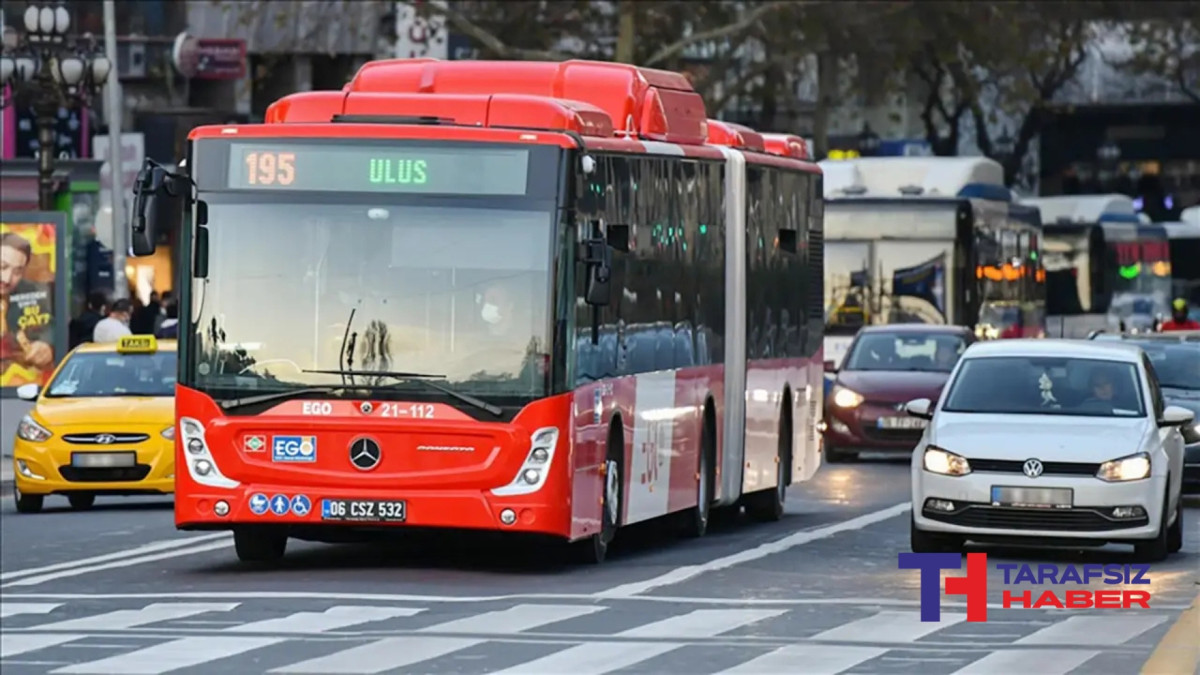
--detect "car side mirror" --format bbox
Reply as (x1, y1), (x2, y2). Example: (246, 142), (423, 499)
(905, 398), (933, 420)
(1159, 405), (1195, 428)
(15, 383), (39, 401)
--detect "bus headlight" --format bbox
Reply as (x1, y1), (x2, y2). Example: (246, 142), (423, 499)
(492, 427), (559, 496)
(178, 417), (239, 489)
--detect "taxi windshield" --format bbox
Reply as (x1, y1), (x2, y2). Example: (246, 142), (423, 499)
(45, 351), (176, 398)
(942, 356), (1146, 417)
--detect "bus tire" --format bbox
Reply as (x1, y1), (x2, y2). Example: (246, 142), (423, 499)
(234, 527), (288, 564)
(577, 420), (623, 564)
(746, 395), (791, 522)
(681, 403), (717, 538)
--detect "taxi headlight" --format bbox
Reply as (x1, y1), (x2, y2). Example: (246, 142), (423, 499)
(1097, 453), (1151, 482)
(16, 415), (52, 443)
(161, 426), (175, 441)
(923, 445), (971, 476)
(831, 385), (864, 409)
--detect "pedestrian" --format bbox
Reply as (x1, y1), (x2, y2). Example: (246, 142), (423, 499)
(130, 291), (160, 334)
(1160, 298), (1200, 332)
(92, 298), (134, 342)
(156, 301), (179, 339)
(69, 290), (108, 349)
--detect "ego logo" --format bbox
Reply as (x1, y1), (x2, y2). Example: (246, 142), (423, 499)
(272, 435), (317, 463)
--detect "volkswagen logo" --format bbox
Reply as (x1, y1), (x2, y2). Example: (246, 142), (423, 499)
(360, 401), (373, 415)
(1022, 458), (1044, 478)
(349, 437), (381, 471)
(95, 434), (115, 445)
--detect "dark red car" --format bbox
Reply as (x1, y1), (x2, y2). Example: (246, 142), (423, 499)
(823, 324), (976, 462)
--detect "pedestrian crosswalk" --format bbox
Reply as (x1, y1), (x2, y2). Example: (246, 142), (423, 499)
(0, 598), (1172, 674)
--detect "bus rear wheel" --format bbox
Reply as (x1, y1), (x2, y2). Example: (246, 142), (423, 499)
(746, 400), (791, 522)
(681, 406), (716, 538)
(234, 527), (288, 564)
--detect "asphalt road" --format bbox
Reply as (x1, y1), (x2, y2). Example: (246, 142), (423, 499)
(1, 457), (1197, 675)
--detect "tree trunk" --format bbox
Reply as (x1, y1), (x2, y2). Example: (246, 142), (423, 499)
(615, 1), (636, 64)
(812, 51), (838, 160)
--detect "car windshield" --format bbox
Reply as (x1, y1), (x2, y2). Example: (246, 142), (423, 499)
(191, 199), (554, 400)
(1135, 343), (1200, 390)
(45, 351), (176, 397)
(843, 332), (967, 372)
(942, 356), (1146, 417)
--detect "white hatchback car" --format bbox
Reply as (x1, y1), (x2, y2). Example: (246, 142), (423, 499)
(907, 339), (1191, 561)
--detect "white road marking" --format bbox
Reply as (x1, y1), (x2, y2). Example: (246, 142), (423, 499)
(810, 610), (966, 643)
(48, 605), (419, 675)
(1, 541), (231, 588)
(1014, 614), (1168, 646)
(0, 534), (229, 582)
(717, 645), (887, 674)
(272, 604), (604, 674)
(28, 603), (240, 632)
(1, 634), (85, 658)
(484, 609), (785, 674)
(1, 592), (1192, 612)
(595, 502), (912, 597)
(0, 602), (61, 618)
(949, 649), (1100, 675)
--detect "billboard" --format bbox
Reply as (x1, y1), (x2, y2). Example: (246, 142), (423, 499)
(1, 212), (68, 392)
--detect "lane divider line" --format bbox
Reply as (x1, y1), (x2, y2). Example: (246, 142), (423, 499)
(0, 533), (231, 582)
(1140, 590), (1200, 675)
(593, 502), (913, 598)
(1, 540), (232, 589)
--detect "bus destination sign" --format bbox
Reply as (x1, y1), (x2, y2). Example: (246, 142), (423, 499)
(225, 143), (530, 195)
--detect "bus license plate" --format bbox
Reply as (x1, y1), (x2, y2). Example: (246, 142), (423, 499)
(991, 486), (1073, 509)
(321, 499), (406, 522)
(71, 452), (136, 468)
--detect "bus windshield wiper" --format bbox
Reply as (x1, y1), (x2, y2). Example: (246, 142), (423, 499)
(301, 368), (503, 417)
(218, 386), (347, 411)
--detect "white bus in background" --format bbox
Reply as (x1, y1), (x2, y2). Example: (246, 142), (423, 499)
(1023, 194), (1173, 337)
(1163, 211), (1200, 319)
(818, 156), (1047, 367)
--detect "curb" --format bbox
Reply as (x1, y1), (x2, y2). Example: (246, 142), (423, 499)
(1141, 590), (1200, 674)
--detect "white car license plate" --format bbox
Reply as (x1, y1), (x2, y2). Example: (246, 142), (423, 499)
(71, 452), (136, 468)
(877, 416), (927, 429)
(321, 499), (406, 522)
(991, 486), (1073, 509)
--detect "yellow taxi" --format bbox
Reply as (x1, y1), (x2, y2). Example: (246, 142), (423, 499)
(11, 335), (176, 513)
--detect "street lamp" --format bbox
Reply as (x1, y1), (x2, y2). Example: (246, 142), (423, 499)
(857, 122), (880, 157)
(1, 3), (112, 210)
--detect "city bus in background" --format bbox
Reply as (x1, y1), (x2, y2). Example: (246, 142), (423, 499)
(125, 58), (825, 565)
(1166, 207), (1200, 320)
(817, 156), (1046, 368)
(1023, 194), (1173, 337)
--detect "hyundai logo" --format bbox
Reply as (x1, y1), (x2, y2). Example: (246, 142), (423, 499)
(349, 437), (381, 471)
(1022, 458), (1044, 478)
(95, 434), (115, 445)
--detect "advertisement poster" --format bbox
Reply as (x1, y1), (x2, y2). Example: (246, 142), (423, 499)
(891, 253), (947, 323)
(1, 212), (67, 392)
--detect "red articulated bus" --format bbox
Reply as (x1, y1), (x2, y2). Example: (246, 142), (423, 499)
(127, 58), (826, 564)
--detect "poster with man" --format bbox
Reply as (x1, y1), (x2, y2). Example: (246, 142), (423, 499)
(1, 213), (68, 392)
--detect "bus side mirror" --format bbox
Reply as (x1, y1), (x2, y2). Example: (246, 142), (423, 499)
(584, 235), (612, 306)
(130, 162), (185, 257)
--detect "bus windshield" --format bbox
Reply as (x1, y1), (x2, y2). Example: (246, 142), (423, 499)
(189, 198), (555, 402)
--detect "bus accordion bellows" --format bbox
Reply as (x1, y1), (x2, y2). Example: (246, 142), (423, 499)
(817, 156), (1047, 367)
(125, 58), (825, 564)
(1022, 194), (1174, 338)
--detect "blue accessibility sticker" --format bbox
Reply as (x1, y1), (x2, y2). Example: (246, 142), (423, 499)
(248, 493), (269, 515)
(290, 494), (311, 517)
(269, 494), (290, 516)
(272, 435), (317, 463)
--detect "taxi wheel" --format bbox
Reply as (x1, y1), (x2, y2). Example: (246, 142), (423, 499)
(68, 494), (96, 510)
(13, 487), (43, 514)
(233, 527), (288, 563)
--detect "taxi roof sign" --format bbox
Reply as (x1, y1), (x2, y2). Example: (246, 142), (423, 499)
(117, 335), (158, 353)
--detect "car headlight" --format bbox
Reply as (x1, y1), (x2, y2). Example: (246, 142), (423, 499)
(923, 445), (971, 476)
(831, 385), (864, 409)
(1097, 452), (1151, 482)
(16, 414), (52, 443)
(161, 426), (175, 441)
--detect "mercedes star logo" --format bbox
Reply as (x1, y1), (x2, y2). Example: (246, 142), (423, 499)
(349, 437), (381, 471)
(360, 401), (373, 414)
(1022, 458), (1044, 478)
(95, 434), (115, 445)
